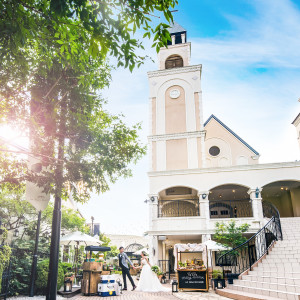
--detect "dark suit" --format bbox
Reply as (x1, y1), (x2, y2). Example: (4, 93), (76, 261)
(118, 252), (135, 289)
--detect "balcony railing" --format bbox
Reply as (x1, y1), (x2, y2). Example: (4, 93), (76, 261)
(209, 199), (253, 218)
(158, 199), (200, 218)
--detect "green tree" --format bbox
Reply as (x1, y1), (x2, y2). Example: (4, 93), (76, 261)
(0, 0), (177, 72)
(99, 233), (119, 258)
(0, 0), (178, 294)
(0, 184), (89, 239)
(0, 185), (89, 295)
(0, 245), (11, 294)
(213, 220), (250, 249)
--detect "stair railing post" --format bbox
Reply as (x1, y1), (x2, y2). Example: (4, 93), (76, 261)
(264, 226), (268, 255)
(247, 241), (252, 271)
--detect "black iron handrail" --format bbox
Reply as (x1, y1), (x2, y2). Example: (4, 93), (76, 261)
(217, 211), (282, 276)
(158, 199), (200, 218)
(209, 199), (253, 218)
(262, 200), (281, 219)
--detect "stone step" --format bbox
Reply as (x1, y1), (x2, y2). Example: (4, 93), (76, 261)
(271, 248), (300, 253)
(236, 279), (300, 293)
(254, 264), (300, 270)
(263, 257), (300, 263)
(249, 270), (300, 277)
(216, 288), (281, 300)
(241, 274), (300, 286)
(228, 282), (300, 299)
(267, 253), (300, 258)
(263, 258), (300, 263)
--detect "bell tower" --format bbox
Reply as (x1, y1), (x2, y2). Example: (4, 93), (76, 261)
(148, 22), (205, 172)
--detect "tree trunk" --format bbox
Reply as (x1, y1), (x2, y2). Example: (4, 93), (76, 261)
(46, 97), (66, 300)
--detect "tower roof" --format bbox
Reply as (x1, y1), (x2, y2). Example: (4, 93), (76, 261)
(168, 21), (186, 34)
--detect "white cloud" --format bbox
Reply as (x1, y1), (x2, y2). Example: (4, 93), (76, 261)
(78, 0), (300, 235)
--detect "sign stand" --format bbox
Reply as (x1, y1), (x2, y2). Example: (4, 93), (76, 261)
(176, 250), (209, 292)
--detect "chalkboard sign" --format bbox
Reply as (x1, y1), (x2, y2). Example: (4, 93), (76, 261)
(177, 270), (208, 291)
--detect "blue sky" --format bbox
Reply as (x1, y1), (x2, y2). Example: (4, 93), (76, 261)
(78, 0), (300, 235)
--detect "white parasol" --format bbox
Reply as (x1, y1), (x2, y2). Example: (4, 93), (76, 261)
(60, 231), (103, 246)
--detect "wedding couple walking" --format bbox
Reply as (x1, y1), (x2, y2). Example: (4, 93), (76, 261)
(117, 246), (170, 292)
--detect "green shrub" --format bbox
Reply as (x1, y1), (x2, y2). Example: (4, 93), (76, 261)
(60, 262), (73, 274)
(36, 259), (64, 294)
(212, 269), (223, 279)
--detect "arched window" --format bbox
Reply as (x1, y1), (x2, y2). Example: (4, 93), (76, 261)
(165, 55), (183, 69)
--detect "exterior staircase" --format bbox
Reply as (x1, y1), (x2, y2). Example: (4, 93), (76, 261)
(217, 217), (300, 300)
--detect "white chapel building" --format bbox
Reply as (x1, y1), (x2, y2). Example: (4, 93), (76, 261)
(146, 23), (300, 270)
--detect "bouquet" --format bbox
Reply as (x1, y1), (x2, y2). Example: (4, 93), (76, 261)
(151, 265), (160, 274)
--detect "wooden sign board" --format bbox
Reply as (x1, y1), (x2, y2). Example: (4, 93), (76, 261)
(177, 269), (208, 291)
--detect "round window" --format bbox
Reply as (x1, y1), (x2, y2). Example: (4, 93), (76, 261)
(209, 146), (220, 156)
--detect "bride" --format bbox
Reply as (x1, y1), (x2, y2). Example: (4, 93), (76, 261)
(136, 251), (170, 292)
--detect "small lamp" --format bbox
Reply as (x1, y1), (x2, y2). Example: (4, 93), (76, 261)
(162, 274), (167, 284)
(202, 193), (207, 199)
(13, 228), (19, 237)
(64, 279), (72, 292)
(255, 187), (260, 198)
(18, 215), (25, 225)
(172, 280), (178, 293)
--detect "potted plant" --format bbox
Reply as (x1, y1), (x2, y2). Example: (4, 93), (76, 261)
(157, 271), (164, 281)
(211, 270), (225, 289)
(65, 272), (75, 282)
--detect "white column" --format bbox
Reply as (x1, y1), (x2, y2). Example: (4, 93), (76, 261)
(151, 236), (159, 265)
(171, 35), (175, 45)
(148, 194), (159, 226)
(187, 137), (198, 169)
(198, 90), (206, 168)
(156, 140), (166, 171)
(248, 188), (263, 223)
(181, 33), (186, 44)
(148, 141), (152, 171)
(198, 191), (210, 231)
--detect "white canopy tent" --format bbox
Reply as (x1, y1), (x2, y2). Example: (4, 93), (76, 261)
(133, 247), (149, 256)
(202, 240), (228, 269)
(173, 243), (207, 270)
(173, 241), (228, 270)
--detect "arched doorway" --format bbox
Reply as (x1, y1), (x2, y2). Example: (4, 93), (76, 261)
(208, 184), (252, 218)
(262, 181), (300, 217)
(158, 186), (199, 217)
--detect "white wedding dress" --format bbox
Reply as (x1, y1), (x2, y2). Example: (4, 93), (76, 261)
(136, 258), (170, 292)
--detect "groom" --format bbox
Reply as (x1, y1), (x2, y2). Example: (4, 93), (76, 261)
(118, 247), (137, 291)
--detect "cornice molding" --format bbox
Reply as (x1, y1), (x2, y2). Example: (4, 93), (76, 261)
(147, 65), (202, 78)
(292, 113), (300, 126)
(148, 161), (300, 177)
(149, 130), (206, 141)
(146, 227), (259, 236)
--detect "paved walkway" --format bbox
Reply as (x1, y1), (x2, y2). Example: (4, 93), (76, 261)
(8, 276), (229, 300)
(173, 291), (230, 300)
(8, 291), (228, 300)
(8, 290), (229, 300)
